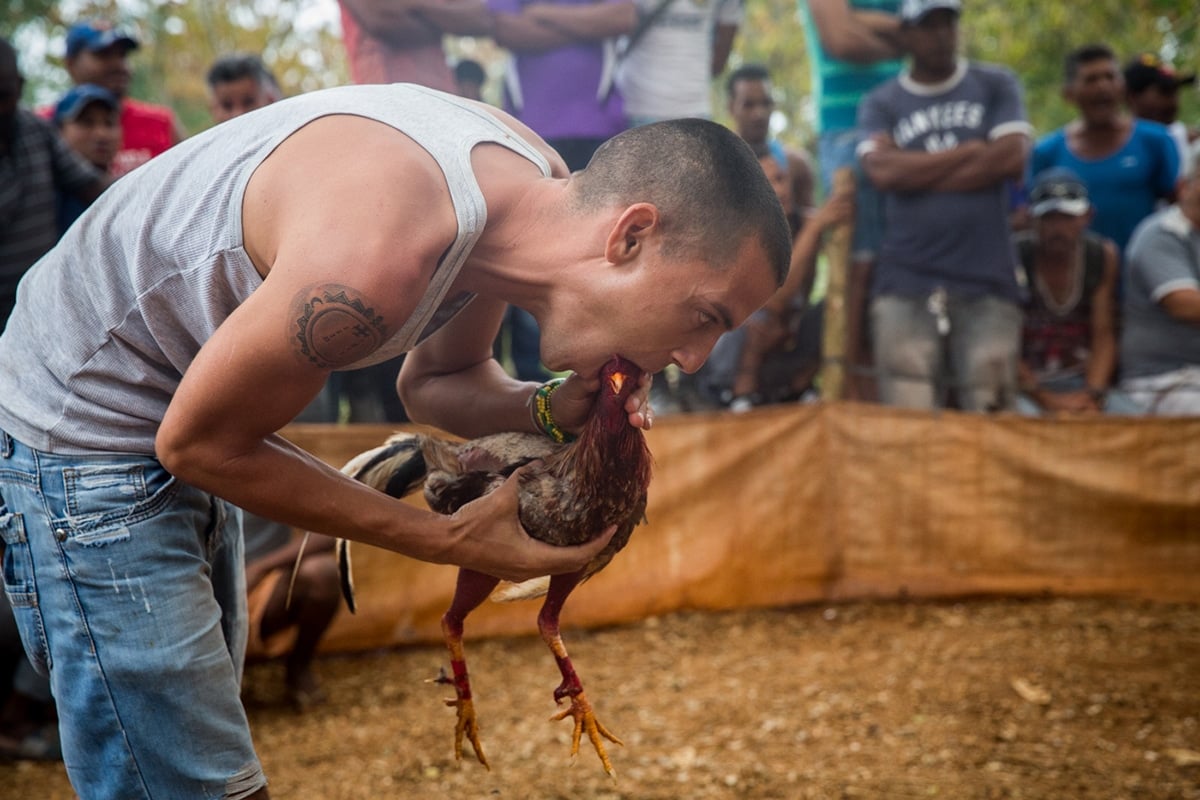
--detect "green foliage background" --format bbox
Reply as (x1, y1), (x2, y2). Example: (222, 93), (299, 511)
(5, 0), (1199, 143)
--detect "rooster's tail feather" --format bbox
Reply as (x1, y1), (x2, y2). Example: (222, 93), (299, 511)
(336, 537), (356, 614)
(315, 433), (431, 615)
(344, 432), (428, 498)
(489, 575), (551, 603)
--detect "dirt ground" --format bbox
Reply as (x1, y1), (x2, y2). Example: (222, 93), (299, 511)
(6, 596), (1199, 800)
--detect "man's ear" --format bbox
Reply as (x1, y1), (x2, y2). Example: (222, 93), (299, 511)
(604, 203), (660, 265)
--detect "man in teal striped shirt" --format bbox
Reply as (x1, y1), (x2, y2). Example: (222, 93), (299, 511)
(800, 0), (903, 397)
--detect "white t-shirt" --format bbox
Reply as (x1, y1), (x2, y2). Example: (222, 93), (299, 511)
(615, 0), (743, 121)
(1168, 120), (1194, 178)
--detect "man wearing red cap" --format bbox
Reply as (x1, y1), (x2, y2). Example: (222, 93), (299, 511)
(1124, 52), (1198, 178)
(62, 20), (185, 177)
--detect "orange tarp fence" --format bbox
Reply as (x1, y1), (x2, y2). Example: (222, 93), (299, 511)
(279, 402), (1200, 654)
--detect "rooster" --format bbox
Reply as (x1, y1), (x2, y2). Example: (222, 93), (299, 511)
(333, 355), (652, 776)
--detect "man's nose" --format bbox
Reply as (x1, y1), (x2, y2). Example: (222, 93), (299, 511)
(672, 343), (715, 375)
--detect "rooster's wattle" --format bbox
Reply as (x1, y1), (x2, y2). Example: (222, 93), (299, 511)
(335, 355), (652, 775)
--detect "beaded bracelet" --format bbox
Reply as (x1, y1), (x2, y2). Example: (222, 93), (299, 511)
(529, 377), (576, 443)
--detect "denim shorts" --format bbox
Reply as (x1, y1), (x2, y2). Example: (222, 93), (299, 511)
(0, 430), (266, 799)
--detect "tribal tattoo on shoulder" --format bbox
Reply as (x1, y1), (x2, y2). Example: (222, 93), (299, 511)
(293, 285), (388, 369)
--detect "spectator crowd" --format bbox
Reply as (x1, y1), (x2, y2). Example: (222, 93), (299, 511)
(5, 3), (1199, 423)
(0, 0), (1196, 777)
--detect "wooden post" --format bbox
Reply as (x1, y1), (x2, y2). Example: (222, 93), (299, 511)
(819, 167), (856, 401)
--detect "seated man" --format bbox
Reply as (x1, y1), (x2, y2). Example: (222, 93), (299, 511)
(1119, 161), (1200, 415)
(698, 153), (852, 410)
(1013, 168), (1133, 414)
(243, 524), (340, 710)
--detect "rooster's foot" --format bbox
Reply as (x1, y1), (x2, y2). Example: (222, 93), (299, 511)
(551, 690), (623, 777)
(431, 668), (490, 770)
(443, 694), (490, 770)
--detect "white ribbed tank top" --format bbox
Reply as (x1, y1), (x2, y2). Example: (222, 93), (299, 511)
(0, 84), (550, 454)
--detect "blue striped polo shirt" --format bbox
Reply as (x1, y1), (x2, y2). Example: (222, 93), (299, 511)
(799, 0), (904, 134)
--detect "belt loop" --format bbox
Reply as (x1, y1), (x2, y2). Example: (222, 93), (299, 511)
(0, 431), (12, 459)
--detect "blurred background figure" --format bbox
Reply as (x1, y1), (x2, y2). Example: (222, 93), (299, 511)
(53, 83), (121, 233)
(726, 63), (814, 218)
(1124, 52), (1197, 179)
(0, 38), (109, 332)
(1119, 161), (1200, 416)
(0, 578), (60, 761)
(241, 527), (342, 712)
(206, 53), (282, 124)
(697, 175), (852, 411)
(857, 0), (1031, 412)
(453, 58), (487, 101)
(62, 19), (185, 176)
(1013, 168), (1131, 415)
(800, 0), (903, 401)
(615, 0), (741, 126)
(1031, 44), (1179, 263)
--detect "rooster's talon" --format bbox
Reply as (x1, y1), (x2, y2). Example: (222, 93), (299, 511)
(550, 690), (622, 778)
(446, 696), (490, 770)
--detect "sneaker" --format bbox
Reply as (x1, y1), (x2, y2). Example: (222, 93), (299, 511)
(728, 395), (755, 413)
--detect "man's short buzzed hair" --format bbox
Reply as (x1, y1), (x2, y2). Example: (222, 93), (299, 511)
(572, 118), (792, 286)
(206, 53), (279, 94)
(726, 63), (771, 98)
(1064, 44), (1116, 83)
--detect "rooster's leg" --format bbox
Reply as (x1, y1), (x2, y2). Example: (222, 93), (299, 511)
(538, 570), (624, 777)
(436, 568), (500, 769)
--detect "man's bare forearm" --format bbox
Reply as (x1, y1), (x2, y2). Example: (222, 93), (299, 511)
(926, 134), (1029, 193)
(340, 0), (442, 45)
(1161, 288), (1200, 326)
(415, 0), (494, 36)
(521, 1), (637, 40)
(862, 140), (984, 192)
(491, 12), (577, 50)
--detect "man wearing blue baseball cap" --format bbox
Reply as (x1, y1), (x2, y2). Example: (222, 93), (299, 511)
(53, 84), (122, 232)
(62, 19), (184, 176)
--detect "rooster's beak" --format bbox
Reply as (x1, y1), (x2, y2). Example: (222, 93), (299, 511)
(608, 372), (626, 394)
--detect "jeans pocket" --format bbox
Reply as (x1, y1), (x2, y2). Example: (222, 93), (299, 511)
(0, 511), (34, 603)
(0, 512), (50, 674)
(60, 462), (179, 546)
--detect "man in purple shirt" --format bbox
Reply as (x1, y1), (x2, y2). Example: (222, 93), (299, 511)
(489, 0), (636, 170)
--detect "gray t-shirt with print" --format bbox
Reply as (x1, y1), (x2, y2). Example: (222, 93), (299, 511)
(858, 60), (1032, 302)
